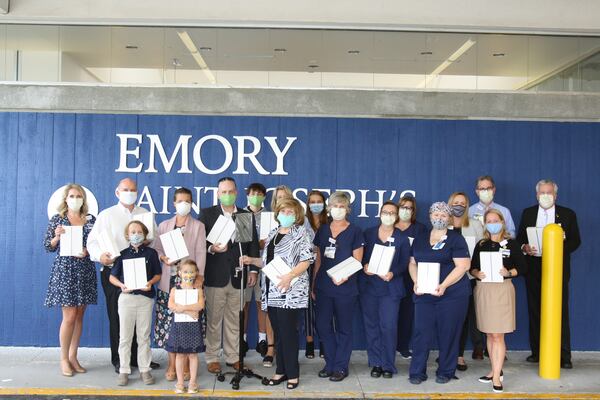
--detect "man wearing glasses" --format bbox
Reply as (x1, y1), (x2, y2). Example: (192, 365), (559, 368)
(468, 175), (516, 238)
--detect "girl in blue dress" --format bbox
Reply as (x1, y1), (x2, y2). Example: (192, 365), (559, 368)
(43, 183), (97, 377)
(167, 259), (205, 394)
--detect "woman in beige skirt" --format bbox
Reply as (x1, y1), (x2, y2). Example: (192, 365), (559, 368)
(470, 209), (527, 393)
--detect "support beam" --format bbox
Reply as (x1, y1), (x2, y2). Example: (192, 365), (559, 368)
(0, 0), (8, 14)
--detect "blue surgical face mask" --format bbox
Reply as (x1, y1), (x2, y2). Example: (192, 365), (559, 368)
(485, 222), (503, 235)
(129, 233), (145, 246)
(309, 203), (324, 214)
(277, 213), (296, 228)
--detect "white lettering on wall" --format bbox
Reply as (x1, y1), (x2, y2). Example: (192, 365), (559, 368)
(146, 135), (192, 174)
(264, 137), (297, 175)
(233, 136), (269, 175)
(192, 135), (234, 174)
(116, 134), (143, 173)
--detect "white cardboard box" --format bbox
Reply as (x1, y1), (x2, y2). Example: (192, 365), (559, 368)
(174, 289), (199, 322)
(59, 226), (83, 257)
(326, 257), (363, 283)
(206, 215), (236, 245)
(367, 244), (395, 275)
(123, 257), (147, 290)
(160, 228), (189, 262)
(417, 262), (440, 294)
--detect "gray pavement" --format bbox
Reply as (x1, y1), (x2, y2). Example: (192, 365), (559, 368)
(0, 347), (598, 399)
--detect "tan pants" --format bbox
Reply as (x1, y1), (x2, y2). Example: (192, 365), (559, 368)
(204, 280), (240, 364)
(118, 293), (154, 374)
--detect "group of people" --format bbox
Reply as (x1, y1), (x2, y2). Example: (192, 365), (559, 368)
(43, 174), (580, 394)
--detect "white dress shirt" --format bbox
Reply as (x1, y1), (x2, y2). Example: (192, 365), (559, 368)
(536, 205), (556, 228)
(87, 202), (157, 264)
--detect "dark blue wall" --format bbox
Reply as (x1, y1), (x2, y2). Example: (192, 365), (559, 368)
(0, 112), (597, 351)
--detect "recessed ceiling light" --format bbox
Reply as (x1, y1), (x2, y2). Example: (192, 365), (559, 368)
(348, 50), (360, 54)
(420, 51), (433, 55)
(125, 45), (138, 49)
(492, 53), (506, 57)
(274, 48), (287, 53)
(199, 46), (212, 51)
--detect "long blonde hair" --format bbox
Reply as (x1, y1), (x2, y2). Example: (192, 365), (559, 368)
(270, 185), (293, 211)
(482, 209), (511, 242)
(57, 183), (88, 217)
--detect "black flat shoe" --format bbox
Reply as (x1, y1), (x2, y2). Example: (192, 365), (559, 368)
(150, 361), (160, 369)
(286, 379), (299, 389)
(526, 354), (539, 363)
(493, 383), (504, 393)
(561, 360), (573, 369)
(382, 370), (393, 379)
(478, 370), (503, 383)
(318, 368), (332, 378)
(305, 341), (315, 359)
(267, 375), (288, 386)
(457, 363), (468, 371)
(329, 371), (347, 382)
(370, 366), (382, 378)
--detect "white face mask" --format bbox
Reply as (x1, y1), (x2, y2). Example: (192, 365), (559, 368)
(538, 193), (555, 209)
(380, 215), (396, 226)
(478, 189), (494, 204)
(119, 191), (137, 206)
(398, 208), (412, 222)
(175, 201), (192, 216)
(66, 197), (83, 212)
(330, 207), (347, 221)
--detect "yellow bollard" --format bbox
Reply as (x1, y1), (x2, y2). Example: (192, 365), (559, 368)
(539, 223), (564, 379)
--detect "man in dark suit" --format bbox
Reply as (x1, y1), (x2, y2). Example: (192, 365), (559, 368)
(199, 177), (260, 374)
(517, 179), (581, 369)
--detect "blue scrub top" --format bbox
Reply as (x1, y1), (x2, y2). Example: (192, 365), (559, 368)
(359, 225), (410, 298)
(314, 223), (365, 297)
(410, 229), (471, 303)
(397, 221), (428, 244)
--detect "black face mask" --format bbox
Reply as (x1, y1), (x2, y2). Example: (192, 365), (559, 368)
(450, 205), (466, 217)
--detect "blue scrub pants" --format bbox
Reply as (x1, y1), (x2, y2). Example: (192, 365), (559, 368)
(360, 293), (401, 373)
(315, 292), (357, 374)
(409, 296), (469, 380)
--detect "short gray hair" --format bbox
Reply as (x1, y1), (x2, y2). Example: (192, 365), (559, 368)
(536, 179), (558, 194)
(327, 191), (351, 214)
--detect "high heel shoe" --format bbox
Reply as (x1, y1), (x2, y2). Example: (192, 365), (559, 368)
(305, 341), (315, 359)
(286, 379), (299, 389)
(70, 361), (87, 373)
(267, 375), (288, 386)
(61, 360), (73, 377)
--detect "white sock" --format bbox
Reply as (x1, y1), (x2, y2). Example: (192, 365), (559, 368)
(243, 333), (247, 341)
(258, 332), (267, 342)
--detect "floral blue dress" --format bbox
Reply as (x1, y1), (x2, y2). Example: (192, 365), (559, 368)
(43, 214), (98, 307)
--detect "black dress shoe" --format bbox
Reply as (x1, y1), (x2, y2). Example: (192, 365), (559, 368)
(370, 366), (383, 378)
(318, 368), (332, 378)
(329, 371), (347, 382)
(456, 363), (468, 371)
(561, 360), (573, 369)
(382, 370), (393, 379)
(267, 374), (288, 386)
(150, 361), (160, 369)
(256, 339), (268, 357)
(526, 354), (539, 363)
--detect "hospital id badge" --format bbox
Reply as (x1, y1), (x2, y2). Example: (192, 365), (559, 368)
(324, 246), (336, 259)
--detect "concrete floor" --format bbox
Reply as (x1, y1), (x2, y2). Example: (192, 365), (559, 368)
(0, 347), (598, 399)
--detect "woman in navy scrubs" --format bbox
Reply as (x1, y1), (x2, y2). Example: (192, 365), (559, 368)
(394, 195), (428, 359)
(313, 191), (364, 382)
(408, 202), (471, 384)
(360, 201), (411, 378)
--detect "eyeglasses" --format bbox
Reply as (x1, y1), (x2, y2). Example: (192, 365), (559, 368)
(399, 206), (414, 211)
(381, 211), (397, 216)
(477, 186), (494, 191)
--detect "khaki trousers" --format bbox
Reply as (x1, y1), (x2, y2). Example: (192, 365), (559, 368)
(204, 280), (240, 364)
(117, 293), (154, 374)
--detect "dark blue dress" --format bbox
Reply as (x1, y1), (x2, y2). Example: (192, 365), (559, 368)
(165, 284), (206, 354)
(43, 214), (98, 307)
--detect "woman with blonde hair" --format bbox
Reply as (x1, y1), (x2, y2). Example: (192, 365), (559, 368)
(447, 191), (485, 370)
(43, 183), (97, 377)
(470, 209), (527, 393)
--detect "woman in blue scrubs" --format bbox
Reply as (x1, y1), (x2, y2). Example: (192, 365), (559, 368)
(394, 195), (428, 359)
(313, 191), (364, 382)
(408, 202), (471, 385)
(360, 201), (411, 378)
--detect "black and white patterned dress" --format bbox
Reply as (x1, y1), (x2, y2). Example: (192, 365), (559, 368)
(260, 224), (315, 310)
(43, 214), (98, 307)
